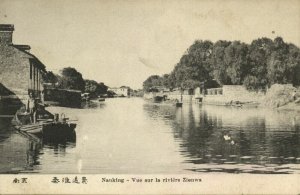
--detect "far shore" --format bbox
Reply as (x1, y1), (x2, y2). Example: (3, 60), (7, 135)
(277, 101), (300, 112)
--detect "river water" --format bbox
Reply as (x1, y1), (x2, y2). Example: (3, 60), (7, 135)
(0, 98), (300, 174)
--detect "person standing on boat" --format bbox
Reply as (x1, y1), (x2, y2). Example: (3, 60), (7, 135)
(40, 90), (45, 103)
(27, 92), (37, 123)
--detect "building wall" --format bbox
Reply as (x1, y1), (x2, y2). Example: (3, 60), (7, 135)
(0, 31), (13, 44)
(109, 88), (129, 97)
(28, 59), (44, 97)
(0, 45), (31, 104)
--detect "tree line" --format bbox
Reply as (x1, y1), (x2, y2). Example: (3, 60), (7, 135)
(143, 37), (300, 92)
(43, 67), (108, 98)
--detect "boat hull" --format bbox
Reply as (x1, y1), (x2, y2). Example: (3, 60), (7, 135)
(43, 122), (76, 137)
(15, 122), (76, 138)
(154, 96), (164, 103)
(98, 98), (105, 102)
(175, 102), (183, 107)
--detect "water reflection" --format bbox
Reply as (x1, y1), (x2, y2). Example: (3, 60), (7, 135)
(1, 98), (300, 174)
(0, 124), (76, 173)
(144, 103), (300, 173)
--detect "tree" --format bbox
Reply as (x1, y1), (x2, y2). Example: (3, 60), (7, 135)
(57, 67), (85, 92)
(143, 75), (163, 92)
(287, 44), (300, 86)
(143, 37), (300, 92)
(210, 40), (232, 85)
(224, 41), (249, 84)
(173, 40), (213, 88)
(97, 82), (108, 95)
(181, 79), (201, 89)
(245, 37), (273, 90)
(42, 71), (58, 84)
(84, 80), (108, 98)
(84, 79), (98, 97)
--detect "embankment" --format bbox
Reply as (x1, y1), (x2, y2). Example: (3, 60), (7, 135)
(203, 85), (265, 105)
(264, 84), (300, 111)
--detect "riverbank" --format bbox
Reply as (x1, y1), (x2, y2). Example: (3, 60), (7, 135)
(277, 101), (300, 112)
(263, 84), (300, 111)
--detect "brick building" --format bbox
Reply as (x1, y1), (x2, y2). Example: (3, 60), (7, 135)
(0, 24), (46, 114)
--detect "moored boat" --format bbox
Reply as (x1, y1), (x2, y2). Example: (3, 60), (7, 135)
(175, 102), (183, 107)
(14, 113), (77, 137)
(226, 101), (260, 108)
(153, 96), (164, 103)
(98, 98), (105, 102)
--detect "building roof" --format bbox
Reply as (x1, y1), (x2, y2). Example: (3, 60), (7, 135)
(0, 24), (14, 31)
(13, 44), (31, 51)
(11, 45), (46, 72)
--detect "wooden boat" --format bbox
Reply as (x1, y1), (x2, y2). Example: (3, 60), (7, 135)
(153, 96), (164, 102)
(227, 101), (260, 108)
(98, 98), (105, 102)
(14, 112), (76, 137)
(15, 122), (44, 134)
(14, 120), (76, 136)
(175, 102), (183, 107)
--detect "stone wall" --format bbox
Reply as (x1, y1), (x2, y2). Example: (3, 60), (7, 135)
(168, 94), (195, 103)
(203, 85), (265, 105)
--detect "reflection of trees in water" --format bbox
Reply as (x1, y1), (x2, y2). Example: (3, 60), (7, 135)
(143, 103), (300, 165)
(142, 103), (297, 165)
(143, 104), (177, 122)
(173, 105), (222, 158)
(81, 101), (105, 109)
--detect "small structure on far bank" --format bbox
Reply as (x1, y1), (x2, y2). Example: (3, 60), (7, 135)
(108, 86), (131, 97)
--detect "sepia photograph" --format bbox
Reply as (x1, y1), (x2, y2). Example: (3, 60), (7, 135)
(0, 0), (300, 194)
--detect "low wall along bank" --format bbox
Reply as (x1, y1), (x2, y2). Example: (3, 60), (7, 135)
(203, 85), (265, 105)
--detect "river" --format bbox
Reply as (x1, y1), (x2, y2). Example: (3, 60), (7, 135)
(0, 98), (300, 174)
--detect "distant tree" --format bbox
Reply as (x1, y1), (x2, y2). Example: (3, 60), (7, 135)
(43, 71), (58, 84)
(106, 90), (116, 97)
(84, 80), (108, 98)
(287, 43), (300, 86)
(84, 79), (98, 97)
(245, 37), (273, 90)
(224, 41), (249, 84)
(161, 74), (170, 88)
(210, 40), (232, 85)
(57, 67), (85, 92)
(243, 75), (261, 91)
(167, 71), (176, 89)
(143, 37), (300, 91)
(173, 40), (213, 88)
(181, 79), (201, 89)
(143, 75), (162, 92)
(97, 82), (108, 95)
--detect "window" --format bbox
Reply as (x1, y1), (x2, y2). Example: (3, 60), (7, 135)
(30, 63), (32, 79)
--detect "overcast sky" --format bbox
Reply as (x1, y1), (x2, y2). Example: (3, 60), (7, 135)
(0, 0), (299, 89)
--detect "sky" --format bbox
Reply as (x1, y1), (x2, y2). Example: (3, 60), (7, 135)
(0, 0), (300, 89)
